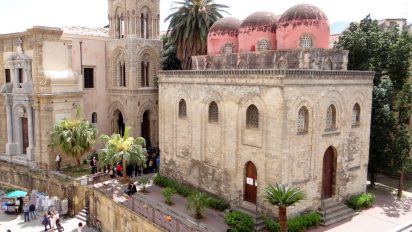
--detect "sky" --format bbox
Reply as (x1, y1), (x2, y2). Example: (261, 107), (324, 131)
(0, 0), (410, 35)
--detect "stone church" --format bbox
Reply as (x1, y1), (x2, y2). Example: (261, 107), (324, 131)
(0, 0), (161, 165)
(0, 1), (373, 217)
(158, 4), (374, 215)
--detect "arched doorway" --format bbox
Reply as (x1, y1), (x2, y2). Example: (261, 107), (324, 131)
(322, 146), (337, 199)
(113, 110), (125, 136)
(244, 161), (257, 204)
(141, 110), (151, 147)
(21, 117), (28, 154)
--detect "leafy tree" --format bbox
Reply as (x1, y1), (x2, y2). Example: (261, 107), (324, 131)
(336, 15), (412, 196)
(186, 192), (210, 219)
(263, 183), (305, 232)
(50, 108), (96, 166)
(165, 0), (228, 69)
(161, 34), (181, 70)
(98, 127), (146, 183)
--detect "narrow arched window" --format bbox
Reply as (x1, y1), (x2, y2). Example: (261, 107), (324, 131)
(257, 39), (269, 51)
(246, 105), (259, 128)
(92, 112), (97, 124)
(300, 35), (313, 48)
(223, 43), (233, 54)
(297, 106), (309, 133)
(352, 103), (361, 127)
(179, 99), (187, 119)
(324, 59), (333, 70)
(326, 104), (337, 130)
(208, 101), (219, 123)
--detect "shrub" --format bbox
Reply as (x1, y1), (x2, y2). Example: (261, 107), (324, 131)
(346, 192), (375, 210)
(138, 177), (150, 193)
(186, 192), (210, 219)
(161, 187), (176, 205)
(153, 174), (230, 211)
(83, 159), (88, 165)
(207, 197), (230, 211)
(224, 210), (255, 232)
(265, 211), (321, 232)
(265, 217), (280, 232)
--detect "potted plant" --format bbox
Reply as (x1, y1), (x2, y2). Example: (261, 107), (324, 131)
(186, 192), (209, 219)
(161, 187), (176, 205)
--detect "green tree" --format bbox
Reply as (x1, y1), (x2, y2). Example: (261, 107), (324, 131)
(50, 108), (96, 166)
(165, 0), (228, 69)
(99, 127), (146, 183)
(336, 15), (412, 196)
(186, 192), (210, 219)
(161, 34), (181, 70)
(263, 183), (305, 232)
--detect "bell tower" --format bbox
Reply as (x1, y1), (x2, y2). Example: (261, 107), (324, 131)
(108, 0), (160, 39)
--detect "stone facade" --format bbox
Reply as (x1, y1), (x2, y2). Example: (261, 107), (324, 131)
(0, 0), (162, 165)
(159, 69), (373, 215)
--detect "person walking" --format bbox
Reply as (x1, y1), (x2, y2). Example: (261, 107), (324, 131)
(42, 212), (51, 231)
(116, 163), (122, 177)
(29, 203), (36, 220)
(55, 153), (62, 171)
(90, 156), (97, 174)
(23, 204), (30, 222)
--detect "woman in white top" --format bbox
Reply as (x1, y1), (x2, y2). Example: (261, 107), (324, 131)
(50, 212), (57, 231)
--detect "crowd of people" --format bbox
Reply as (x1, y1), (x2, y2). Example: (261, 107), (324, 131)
(89, 146), (160, 178)
(41, 209), (63, 231)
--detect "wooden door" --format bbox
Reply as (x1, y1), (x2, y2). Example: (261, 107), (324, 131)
(21, 117), (28, 154)
(322, 147), (335, 198)
(244, 162), (257, 204)
(141, 111), (151, 146)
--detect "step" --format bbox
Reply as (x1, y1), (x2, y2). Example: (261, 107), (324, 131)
(321, 211), (354, 226)
(322, 207), (354, 221)
(317, 204), (347, 216)
(321, 198), (340, 208)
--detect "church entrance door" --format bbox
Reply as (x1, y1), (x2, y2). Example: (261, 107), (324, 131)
(21, 117), (28, 154)
(141, 110), (151, 147)
(322, 146), (336, 199)
(116, 111), (125, 136)
(244, 161), (257, 204)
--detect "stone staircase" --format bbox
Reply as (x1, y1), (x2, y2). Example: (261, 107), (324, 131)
(317, 198), (356, 226)
(232, 201), (266, 231)
(75, 208), (87, 225)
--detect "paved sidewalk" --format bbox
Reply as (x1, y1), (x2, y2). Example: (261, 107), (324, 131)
(0, 212), (98, 232)
(310, 183), (412, 232)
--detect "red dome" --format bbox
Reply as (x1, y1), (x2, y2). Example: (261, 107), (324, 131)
(238, 12), (278, 52)
(277, 4), (329, 49)
(207, 17), (241, 55)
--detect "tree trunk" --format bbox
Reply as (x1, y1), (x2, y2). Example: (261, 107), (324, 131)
(397, 169), (404, 200)
(279, 206), (288, 232)
(76, 156), (81, 167)
(120, 158), (129, 184)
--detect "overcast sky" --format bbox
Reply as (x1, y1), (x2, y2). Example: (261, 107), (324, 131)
(0, 0), (410, 34)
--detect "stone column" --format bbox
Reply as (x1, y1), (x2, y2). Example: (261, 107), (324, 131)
(5, 99), (18, 155)
(27, 106), (35, 160)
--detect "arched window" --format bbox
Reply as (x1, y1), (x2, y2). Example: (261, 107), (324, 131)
(179, 99), (187, 119)
(223, 43), (233, 54)
(92, 112), (97, 124)
(257, 39), (270, 51)
(297, 106), (309, 133)
(208, 101), (219, 123)
(118, 61), (126, 87)
(140, 7), (150, 39)
(140, 53), (151, 87)
(324, 59), (333, 70)
(326, 104), (337, 130)
(352, 103), (361, 127)
(246, 105), (259, 128)
(300, 35), (313, 48)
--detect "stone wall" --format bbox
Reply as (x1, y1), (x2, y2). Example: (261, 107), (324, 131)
(159, 69), (374, 216)
(192, 48), (348, 71)
(89, 189), (164, 232)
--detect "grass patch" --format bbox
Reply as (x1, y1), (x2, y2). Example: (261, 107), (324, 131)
(60, 164), (91, 177)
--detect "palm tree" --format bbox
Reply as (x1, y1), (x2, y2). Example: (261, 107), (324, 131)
(186, 192), (210, 219)
(50, 108), (96, 166)
(99, 127), (146, 183)
(263, 183), (305, 232)
(165, 0), (228, 69)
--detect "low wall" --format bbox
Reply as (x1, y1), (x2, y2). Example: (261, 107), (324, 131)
(89, 189), (164, 232)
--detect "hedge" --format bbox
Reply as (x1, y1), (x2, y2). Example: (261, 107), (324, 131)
(346, 192), (375, 210)
(265, 211), (321, 232)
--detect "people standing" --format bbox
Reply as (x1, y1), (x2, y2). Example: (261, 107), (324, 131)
(90, 157), (97, 174)
(42, 212), (51, 231)
(49, 212), (57, 232)
(116, 163), (122, 177)
(55, 153), (62, 171)
(29, 203), (36, 220)
(23, 204), (30, 222)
